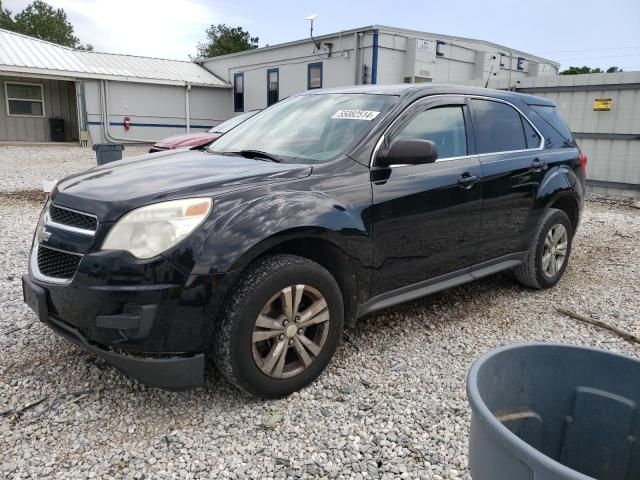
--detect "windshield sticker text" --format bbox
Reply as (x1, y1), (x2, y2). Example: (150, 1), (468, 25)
(331, 110), (380, 121)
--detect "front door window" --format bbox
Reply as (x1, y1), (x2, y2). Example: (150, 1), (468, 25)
(394, 106), (468, 160)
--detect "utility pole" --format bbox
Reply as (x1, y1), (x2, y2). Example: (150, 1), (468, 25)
(507, 50), (513, 91)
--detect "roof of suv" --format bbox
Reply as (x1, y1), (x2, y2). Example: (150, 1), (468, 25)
(305, 83), (555, 106)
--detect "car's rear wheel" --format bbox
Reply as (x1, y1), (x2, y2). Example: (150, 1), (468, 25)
(515, 208), (573, 289)
(214, 254), (343, 398)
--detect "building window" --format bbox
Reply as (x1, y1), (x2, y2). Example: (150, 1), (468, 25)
(517, 57), (525, 71)
(307, 62), (322, 89)
(267, 68), (279, 106)
(233, 73), (244, 112)
(436, 40), (446, 58)
(499, 53), (506, 68)
(5, 82), (45, 117)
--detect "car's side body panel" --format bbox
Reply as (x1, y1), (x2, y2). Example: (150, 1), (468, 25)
(164, 158), (375, 304)
(369, 157), (483, 296)
(368, 95), (484, 296)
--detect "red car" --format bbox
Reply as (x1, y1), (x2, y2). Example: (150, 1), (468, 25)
(149, 110), (259, 153)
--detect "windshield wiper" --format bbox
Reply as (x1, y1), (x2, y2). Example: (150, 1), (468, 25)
(233, 149), (283, 163)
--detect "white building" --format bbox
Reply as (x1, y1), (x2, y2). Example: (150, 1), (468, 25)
(0, 25), (559, 145)
(199, 25), (559, 113)
(0, 28), (230, 144)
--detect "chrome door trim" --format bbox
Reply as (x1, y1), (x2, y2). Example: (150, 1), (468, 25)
(369, 94), (545, 168)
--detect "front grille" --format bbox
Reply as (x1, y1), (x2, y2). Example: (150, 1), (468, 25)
(49, 204), (97, 232)
(37, 246), (82, 279)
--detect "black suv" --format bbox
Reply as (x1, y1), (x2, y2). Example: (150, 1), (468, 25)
(22, 85), (586, 398)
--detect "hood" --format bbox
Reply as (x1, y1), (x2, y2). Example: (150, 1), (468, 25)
(153, 132), (221, 149)
(53, 150), (312, 221)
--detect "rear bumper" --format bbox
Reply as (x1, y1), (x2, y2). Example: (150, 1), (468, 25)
(23, 274), (205, 390)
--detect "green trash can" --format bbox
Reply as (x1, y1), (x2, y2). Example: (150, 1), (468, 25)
(93, 144), (125, 165)
(467, 343), (640, 480)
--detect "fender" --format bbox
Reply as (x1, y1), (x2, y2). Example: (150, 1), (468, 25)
(539, 164), (583, 210)
(165, 189), (372, 277)
(537, 165), (573, 205)
(525, 164), (580, 236)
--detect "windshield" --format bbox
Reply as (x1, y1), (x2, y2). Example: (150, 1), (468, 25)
(208, 110), (259, 134)
(209, 93), (397, 163)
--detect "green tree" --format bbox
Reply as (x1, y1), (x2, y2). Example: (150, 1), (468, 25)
(0, 1), (14, 30)
(559, 66), (594, 75)
(560, 65), (623, 75)
(12, 0), (78, 47)
(196, 24), (258, 58)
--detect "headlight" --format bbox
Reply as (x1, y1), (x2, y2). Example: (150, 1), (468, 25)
(102, 198), (212, 259)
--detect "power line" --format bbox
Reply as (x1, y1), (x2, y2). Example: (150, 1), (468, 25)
(555, 54), (640, 61)
(536, 45), (640, 54)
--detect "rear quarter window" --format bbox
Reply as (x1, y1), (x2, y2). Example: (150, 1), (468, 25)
(529, 105), (573, 142)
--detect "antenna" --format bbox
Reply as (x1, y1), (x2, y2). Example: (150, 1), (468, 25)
(484, 54), (497, 88)
(305, 14), (320, 50)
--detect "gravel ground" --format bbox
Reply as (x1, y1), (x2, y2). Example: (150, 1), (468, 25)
(0, 144), (150, 192)
(1, 145), (639, 479)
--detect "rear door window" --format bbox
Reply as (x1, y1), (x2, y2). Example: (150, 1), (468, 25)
(529, 104), (573, 142)
(469, 99), (527, 154)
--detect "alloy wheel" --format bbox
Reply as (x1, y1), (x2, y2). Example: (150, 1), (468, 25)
(542, 223), (568, 277)
(251, 285), (330, 379)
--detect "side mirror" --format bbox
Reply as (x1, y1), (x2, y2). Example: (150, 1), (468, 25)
(376, 138), (438, 167)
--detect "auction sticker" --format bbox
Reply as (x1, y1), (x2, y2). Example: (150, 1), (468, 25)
(331, 110), (380, 121)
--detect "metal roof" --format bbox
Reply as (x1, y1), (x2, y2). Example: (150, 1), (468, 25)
(0, 28), (230, 88)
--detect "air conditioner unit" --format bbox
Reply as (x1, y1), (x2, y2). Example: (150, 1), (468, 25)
(404, 38), (435, 83)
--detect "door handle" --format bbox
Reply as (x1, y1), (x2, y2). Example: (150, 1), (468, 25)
(532, 158), (546, 172)
(457, 173), (479, 188)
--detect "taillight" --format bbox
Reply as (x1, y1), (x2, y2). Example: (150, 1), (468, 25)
(578, 152), (587, 175)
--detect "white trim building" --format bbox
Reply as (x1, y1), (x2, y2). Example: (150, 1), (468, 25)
(0, 25), (560, 144)
(198, 25), (560, 113)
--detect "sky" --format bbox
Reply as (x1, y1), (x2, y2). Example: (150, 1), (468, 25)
(3, 0), (640, 70)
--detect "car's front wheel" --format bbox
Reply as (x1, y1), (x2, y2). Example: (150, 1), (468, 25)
(515, 208), (573, 289)
(214, 254), (344, 398)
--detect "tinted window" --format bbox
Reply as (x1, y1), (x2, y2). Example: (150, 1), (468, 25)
(530, 104), (573, 141)
(522, 119), (541, 148)
(308, 63), (322, 89)
(6, 82), (44, 116)
(470, 99), (526, 154)
(395, 106), (467, 159)
(267, 69), (279, 106)
(233, 73), (244, 112)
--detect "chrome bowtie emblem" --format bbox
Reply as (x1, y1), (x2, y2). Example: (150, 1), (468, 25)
(37, 226), (52, 243)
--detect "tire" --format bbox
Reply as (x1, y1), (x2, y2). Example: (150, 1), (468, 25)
(214, 254), (344, 398)
(515, 208), (573, 289)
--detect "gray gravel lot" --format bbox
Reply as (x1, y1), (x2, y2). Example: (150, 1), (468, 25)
(0, 144), (150, 192)
(1, 145), (639, 479)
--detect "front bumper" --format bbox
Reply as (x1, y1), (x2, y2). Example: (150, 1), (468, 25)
(23, 274), (206, 390)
